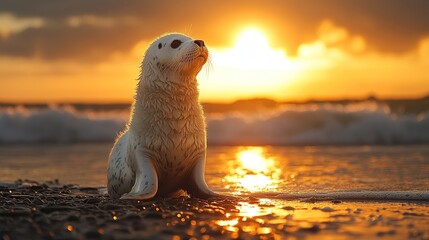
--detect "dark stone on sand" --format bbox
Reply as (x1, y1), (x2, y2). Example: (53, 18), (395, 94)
(376, 229), (396, 237)
(131, 221), (146, 231)
(35, 214), (51, 225)
(40, 205), (76, 213)
(283, 206), (295, 210)
(29, 185), (48, 191)
(0, 207), (32, 217)
(143, 211), (164, 219)
(84, 216), (98, 224)
(0, 182), (17, 188)
(83, 197), (100, 204)
(320, 207), (336, 212)
(84, 230), (101, 238)
(10, 194), (34, 198)
(66, 214), (80, 221)
(403, 212), (426, 216)
(79, 187), (98, 191)
(98, 203), (122, 210)
(123, 213), (141, 221)
(299, 224), (321, 233)
(313, 206), (336, 212)
(2, 179), (426, 240)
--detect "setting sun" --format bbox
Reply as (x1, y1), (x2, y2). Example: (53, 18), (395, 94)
(236, 28), (269, 50)
(211, 27), (290, 70)
(199, 27), (297, 101)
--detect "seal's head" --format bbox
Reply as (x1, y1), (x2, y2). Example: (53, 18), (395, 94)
(145, 33), (208, 76)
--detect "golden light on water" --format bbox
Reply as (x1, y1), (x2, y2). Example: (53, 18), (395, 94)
(236, 202), (272, 218)
(216, 219), (239, 228)
(238, 147), (269, 172)
(224, 147), (281, 193)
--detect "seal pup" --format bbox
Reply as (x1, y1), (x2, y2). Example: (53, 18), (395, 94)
(107, 33), (220, 200)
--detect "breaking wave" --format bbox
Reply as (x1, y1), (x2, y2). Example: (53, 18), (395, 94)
(1, 102), (428, 145)
(0, 105), (127, 144)
(208, 103), (429, 145)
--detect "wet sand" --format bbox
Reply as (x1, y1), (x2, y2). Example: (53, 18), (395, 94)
(1, 180), (429, 240)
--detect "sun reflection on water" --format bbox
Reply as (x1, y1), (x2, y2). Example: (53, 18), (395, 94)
(224, 147), (281, 194)
(209, 147), (429, 239)
(236, 202), (272, 218)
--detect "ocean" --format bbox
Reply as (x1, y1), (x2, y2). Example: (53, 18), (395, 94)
(0, 101), (428, 190)
(1, 102), (429, 239)
(0, 143), (428, 194)
(1, 100), (429, 145)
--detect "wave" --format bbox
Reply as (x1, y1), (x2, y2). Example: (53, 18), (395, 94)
(208, 102), (429, 145)
(252, 190), (429, 201)
(0, 105), (127, 143)
(1, 102), (428, 145)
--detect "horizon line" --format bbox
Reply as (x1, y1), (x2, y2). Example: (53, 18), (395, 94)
(1, 94), (428, 105)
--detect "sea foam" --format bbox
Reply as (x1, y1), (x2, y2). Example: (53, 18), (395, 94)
(0, 105), (126, 143)
(1, 103), (428, 145)
(208, 102), (429, 145)
(251, 190), (429, 201)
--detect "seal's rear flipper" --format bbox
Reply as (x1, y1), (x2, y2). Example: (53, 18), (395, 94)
(185, 156), (225, 199)
(121, 155), (158, 200)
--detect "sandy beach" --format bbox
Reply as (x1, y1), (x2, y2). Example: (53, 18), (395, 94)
(1, 179), (428, 240)
(1, 144), (429, 239)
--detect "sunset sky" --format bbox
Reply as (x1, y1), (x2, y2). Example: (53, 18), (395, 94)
(1, 0), (429, 103)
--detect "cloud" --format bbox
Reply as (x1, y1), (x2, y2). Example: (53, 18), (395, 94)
(0, 0), (428, 60)
(0, 23), (149, 60)
(0, 13), (44, 38)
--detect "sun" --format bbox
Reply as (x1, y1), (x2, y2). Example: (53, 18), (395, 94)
(211, 27), (289, 70)
(235, 28), (270, 52)
(198, 27), (298, 102)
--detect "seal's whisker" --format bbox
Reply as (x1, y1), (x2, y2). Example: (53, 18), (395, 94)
(203, 51), (213, 79)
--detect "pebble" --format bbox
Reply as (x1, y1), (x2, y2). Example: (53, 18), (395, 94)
(143, 211), (164, 219)
(98, 203), (122, 210)
(299, 224), (321, 233)
(282, 206), (295, 211)
(0, 207), (32, 217)
(123, 212), (141, 220)
(1, 179), (427, 240)
(40, 205), (75, 213)
(84, 230), (101, 238)
(320, 207), (336, 212)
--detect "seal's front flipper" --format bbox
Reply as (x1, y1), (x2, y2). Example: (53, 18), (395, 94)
(120, 155), (158, 200)
(185, 155), (224, 199)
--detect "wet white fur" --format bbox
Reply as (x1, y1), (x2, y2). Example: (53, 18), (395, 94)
(107, 33), (218, 200)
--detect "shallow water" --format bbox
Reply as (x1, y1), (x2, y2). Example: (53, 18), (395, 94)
(0, 144), (428, 193)
(1, 144), (429, 239)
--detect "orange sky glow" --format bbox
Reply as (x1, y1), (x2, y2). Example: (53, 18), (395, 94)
(1, 1), (428, 103)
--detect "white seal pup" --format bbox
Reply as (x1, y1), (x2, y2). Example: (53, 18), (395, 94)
(107, 33), (220, 200)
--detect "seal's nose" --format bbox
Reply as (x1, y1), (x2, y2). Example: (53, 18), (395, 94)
(194, 40), (205, 47)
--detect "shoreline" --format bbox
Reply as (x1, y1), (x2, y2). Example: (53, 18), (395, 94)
(1, 180), (429, 239)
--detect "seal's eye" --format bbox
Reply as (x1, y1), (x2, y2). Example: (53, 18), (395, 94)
(170, 39), (182, 49)
(158, 43), (162, 49)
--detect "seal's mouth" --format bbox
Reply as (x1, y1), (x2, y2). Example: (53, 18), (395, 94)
(188, 53), (207, 63)
(182, 49), (208, 64)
